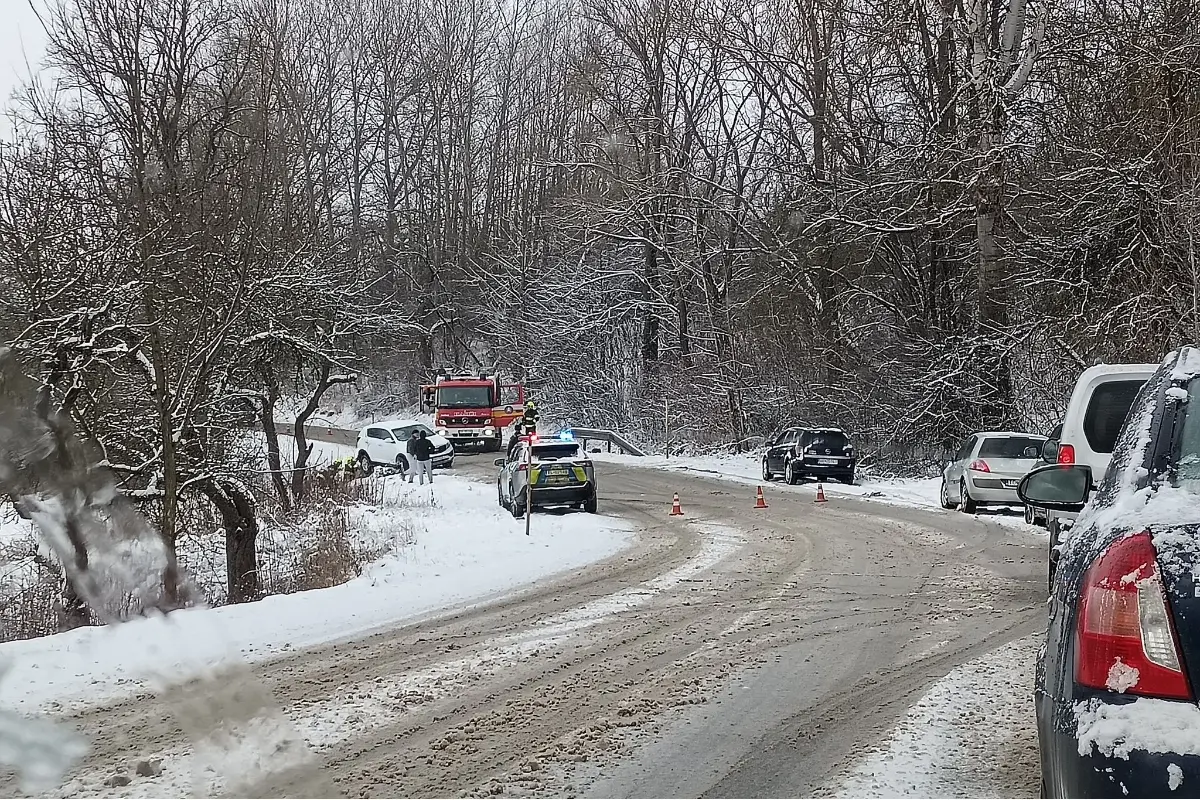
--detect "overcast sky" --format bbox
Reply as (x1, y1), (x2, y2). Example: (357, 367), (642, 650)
(1, 0), (48, 134)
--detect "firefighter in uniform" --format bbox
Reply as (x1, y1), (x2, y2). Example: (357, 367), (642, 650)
(507, 401), (539, 458)
(521, 400), (539, 434)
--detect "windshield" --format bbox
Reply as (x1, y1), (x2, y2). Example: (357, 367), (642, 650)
(437, 386), (493, 409)
(979, 436), (1045, 459)
(1084, 380), (1146, 454)
(532, 443), (580, 461)
(391, 425), (433, 440)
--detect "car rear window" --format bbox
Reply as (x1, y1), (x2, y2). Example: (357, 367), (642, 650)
(1176, 386), (1200, 490)
(532, 444), (580, 461)
(802, 432), (849, 450)
(1084, 380), (1147, 454)
(979, 436), (1044, 458)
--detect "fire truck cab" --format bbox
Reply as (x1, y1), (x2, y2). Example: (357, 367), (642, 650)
(420, 371), (525, 452)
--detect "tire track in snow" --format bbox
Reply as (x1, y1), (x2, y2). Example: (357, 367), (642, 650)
(55, 524), (744, 798)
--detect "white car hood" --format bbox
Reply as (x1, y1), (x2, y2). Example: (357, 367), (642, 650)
(429, 434), (452, 450)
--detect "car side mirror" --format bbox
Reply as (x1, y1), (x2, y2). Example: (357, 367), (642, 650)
(1017, 464), (1092, 511)
(493, 458), (505, 466)
(1023, 446), (1040, 459)
(1041, 440), (1060, 463)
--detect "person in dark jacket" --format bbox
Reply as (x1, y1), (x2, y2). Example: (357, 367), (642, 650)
(521, 400), (539, 433)
(408, 430), (435, 485)
(508, 418), (525, 458)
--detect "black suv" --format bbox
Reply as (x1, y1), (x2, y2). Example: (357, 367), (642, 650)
(762, 427), (856, 485)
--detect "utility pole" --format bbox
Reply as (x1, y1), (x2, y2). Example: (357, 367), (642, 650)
(524, 433), (533, 537)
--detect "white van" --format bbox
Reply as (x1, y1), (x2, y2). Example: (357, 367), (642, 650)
(1042, 363), (1157, 577)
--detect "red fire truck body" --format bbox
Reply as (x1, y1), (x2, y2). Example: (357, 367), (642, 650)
(419, 373), (525, 451)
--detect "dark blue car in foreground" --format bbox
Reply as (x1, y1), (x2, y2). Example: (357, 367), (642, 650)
(1020, 347), (1200, 798)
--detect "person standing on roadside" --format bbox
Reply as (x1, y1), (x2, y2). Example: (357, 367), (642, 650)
(508, 418), (525, 458)
(409, 430), (435, 485)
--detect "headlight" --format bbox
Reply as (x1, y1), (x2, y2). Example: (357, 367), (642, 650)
(483, 426), (495, 436)
(436, 426), (447, 435)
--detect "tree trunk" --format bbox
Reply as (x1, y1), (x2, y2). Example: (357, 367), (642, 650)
(58, 580), (89, 631)
(291, 363), (356, 507)
(260, 390), (292, 513)
(202, 480), (261, 603)
(642, 231), (661, 366)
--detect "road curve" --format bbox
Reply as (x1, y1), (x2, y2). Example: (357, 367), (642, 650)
(12, 439), (1046, 799)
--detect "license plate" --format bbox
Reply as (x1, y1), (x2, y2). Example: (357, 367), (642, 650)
(1003, 480), (1017, 489)
(818, 459), (838, 465)
(545, 468), (571, 485)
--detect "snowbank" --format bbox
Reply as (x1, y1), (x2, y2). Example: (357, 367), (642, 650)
(593, 451), (1040, 534)
(0, 472), (634, 715)
(826, 636), (1040, 798)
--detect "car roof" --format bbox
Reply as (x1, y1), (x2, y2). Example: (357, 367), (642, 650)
(783, 426), (846, 433)
(366, 420), (430, 429)
(974, 431), (1046, 438)
(1075, 363), (1159, 381)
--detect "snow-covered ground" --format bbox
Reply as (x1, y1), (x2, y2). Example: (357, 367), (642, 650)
(0, 440), (634, 716)
(274, 396), (432, 432)
(593, 451), (1042, 536)
(825, 635), (1040, 798)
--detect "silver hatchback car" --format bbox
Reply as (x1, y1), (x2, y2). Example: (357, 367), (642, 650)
(940, 431), (1047, 514)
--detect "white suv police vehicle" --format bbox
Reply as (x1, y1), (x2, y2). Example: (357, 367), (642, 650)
(495, 433), (598, 518)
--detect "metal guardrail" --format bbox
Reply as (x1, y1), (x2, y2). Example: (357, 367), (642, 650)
(565, 428), (646, 457)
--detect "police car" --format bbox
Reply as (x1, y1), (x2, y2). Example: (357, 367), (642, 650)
(495, 432), (598, 518)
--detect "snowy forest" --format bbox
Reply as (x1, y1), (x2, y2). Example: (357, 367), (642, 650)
(0, 0), (1197, 539)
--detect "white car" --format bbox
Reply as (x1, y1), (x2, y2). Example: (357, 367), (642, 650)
(940, 431), (1047, 513)
(1042, 363), (1157, 579)
(355, 420), (454, 475)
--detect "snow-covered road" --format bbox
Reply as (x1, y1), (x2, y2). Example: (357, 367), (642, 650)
(592, 450), (1046, 538)
(0, 450), (1047, 799)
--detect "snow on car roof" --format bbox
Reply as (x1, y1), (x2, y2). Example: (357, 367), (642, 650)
(1171, 346), (1200, 381)
(369, 419), (430, 429)
(976, 431), (1046, 438)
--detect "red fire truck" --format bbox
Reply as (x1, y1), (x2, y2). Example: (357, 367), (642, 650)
(419, 371), (526, 452)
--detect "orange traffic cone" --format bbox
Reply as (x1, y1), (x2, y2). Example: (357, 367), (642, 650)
(755, 486), (768, 509)
(815, 483), (828, 503)
(670, 493), (684, 516)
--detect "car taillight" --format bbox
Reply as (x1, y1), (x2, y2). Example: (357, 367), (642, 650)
(1076, 531), (1191, 700)
(968, 459), (990, 472)
(1058, 444), (1076, 464)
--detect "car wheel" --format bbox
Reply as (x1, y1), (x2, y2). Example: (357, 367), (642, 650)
(584, 492), (598, 514)
(841, 473), (855, 485)
(785, 462), (799, 485)
(939, 479), (956, 510)
(498, 481), (507, 509)
(511, 488), (526, 518)
(395, 455), (409, 473)
(1024, 504), (1035, 525)
(959, 479), (978, 514)
(357, 452), (374, 476)
(762, 459), (773, 482)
